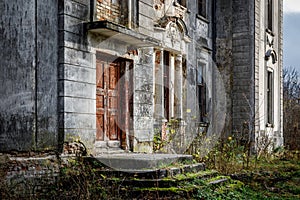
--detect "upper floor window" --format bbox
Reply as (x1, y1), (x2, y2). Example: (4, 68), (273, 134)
(267, 70), (274, 124)
(267, 0), (273, 31)
(177, 0), (186, 7)
(96, 0), (138, 28)
(197, 60), (206, 122)
(198, 0), (206, 18)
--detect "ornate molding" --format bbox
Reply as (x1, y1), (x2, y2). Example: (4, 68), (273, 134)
(154, 16), (189, 38)
(266, 33), (274, 48)
(265, 49), (278, 64)
(166, 22), (180, 47)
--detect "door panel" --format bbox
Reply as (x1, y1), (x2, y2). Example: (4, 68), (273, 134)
(96, 54), (131, 148)
(96, 60), (106, 141)
(96, 114), (104, 141)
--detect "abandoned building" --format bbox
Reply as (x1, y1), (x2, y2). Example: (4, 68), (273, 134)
(0, 0), (283, 154)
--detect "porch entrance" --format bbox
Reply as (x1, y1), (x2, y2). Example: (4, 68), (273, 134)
(96, 52), (133, 149)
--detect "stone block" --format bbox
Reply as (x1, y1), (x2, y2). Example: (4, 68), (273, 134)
(59, 80), (96, 99)
(58, 15), (84, 35)
(133, 129), (154, 142)
(133, 103), (153, 117)
(61, 0), (89, 20)
(134, 92), (153, 104)
(134, 77), (153, 92)
(168, 167), (181, 177)
(139, 0), (153, 6)
(134, 64), (154, 79)
(60, 97), (96, 114)
(139, 2), (155, 19)
(134, 117), (154, 131)
(63, 113), (96, 129)
(64, 129), (96, 149)
(59, 47), (92, 67)
(133, 141), (153, 153)
(59, 31), (89, 51)
(59, 64), (96, 84)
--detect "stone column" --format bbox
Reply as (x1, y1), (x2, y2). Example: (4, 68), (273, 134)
(154, 48), (165, 120)
(132, 47), (155, 153)
(175, 54), (183, 119)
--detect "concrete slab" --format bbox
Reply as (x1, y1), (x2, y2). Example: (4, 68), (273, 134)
(95, 153), (193, 172)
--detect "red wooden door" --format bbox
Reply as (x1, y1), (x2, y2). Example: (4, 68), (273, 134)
(96, 58), (121, 143)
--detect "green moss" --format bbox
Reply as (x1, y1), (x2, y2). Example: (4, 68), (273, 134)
(205, 175), (229, 183)
(138, 186), (186, 193)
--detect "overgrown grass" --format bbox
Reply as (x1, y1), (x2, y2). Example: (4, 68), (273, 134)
(53, 152), (299, 200)
(1, 144), (299, 199)
(192, 136), (300, 200)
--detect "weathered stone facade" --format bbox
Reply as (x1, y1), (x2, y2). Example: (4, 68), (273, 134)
(0, 0), (59, 151)
(0, 0), (283, 154)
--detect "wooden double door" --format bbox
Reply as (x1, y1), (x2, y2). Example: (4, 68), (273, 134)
(96, 52), (132, 149)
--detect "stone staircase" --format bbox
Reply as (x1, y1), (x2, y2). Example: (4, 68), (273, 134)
(82, 153), (244, 199)
(1, 153), (244, 199)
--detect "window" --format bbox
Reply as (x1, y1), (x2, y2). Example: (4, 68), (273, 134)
(267, 0), (273, 31)
(198, 0), (206, 18)
(197, 61), (206, 122)
(267, 71), (273, 124)
(164, 52), (170, 120)
(177, 0), (186, 7)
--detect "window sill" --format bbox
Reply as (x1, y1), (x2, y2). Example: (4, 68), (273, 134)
(196, 14), (209, 23)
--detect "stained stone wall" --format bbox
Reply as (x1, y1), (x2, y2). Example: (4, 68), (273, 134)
(132, 48), (155, 152)
(0, 0), (283, 153)
(214, 0), (283, 147)
(0, 0), (58, 151)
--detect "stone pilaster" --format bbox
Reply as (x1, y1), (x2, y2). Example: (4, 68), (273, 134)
(175, 54), (183, 119)
(154, 48), (165, 120)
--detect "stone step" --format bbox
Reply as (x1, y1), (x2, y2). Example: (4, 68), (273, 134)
(114, 170), (218, 188)
(94, 153), (193, 171)
(124, 174), (243, 199)
(83, 155), (243, 199)
(208, 177), (229, 185)
(92, 162), (206, 179)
